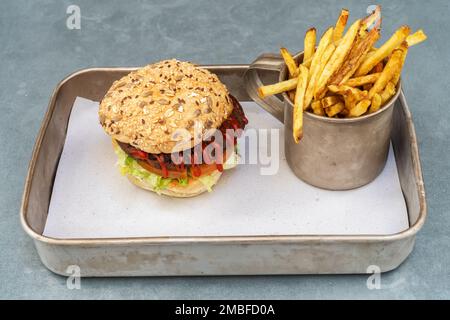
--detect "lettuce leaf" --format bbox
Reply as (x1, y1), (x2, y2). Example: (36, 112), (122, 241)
(113, 143), (240, 193)
(177, 177), (188, 186)
(223, 148), (240, 170)
(114, 146), (172, 191)
(197, 174), (217, 192)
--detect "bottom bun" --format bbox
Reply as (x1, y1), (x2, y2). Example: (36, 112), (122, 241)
(126, 170), (222, 198)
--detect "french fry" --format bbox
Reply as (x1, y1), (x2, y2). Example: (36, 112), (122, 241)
(330, 28), (380, 85)
(364, 29), (425, 64)
(257, 7), (425, 123)
(321, 96), (342, 108)
(302, 56), (313, 68)
(314, 19), (361, 100)
(293, 65), (309, 143)
(311, 100), (325, 116)
(344, 73), (380, 87)
(355, 25), (410, 76)
(406, 29), (427, 47)
(369, 93), (382, 113)
(304, 28), (317, 62)
(325, 102), (345, 117)
(368, 44), (406, 98)
(258, 77), (298, 98)
(307, 43), (336, 107)
(329, 85), (368, 110)
(328, 85), (368, 101)
(343, 94), (357, 110)
(371, 61), (384, 73)
(303, 27), (334, 109)
(348, 99), (371, 117)
(280, 47), (298, 77)
(391, 43), (408, 86)
(380, 81), (396, 104)
(288, 90), (296, 102)
(332, 9), (349, 43)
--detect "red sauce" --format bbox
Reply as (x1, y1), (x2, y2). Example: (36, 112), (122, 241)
(129, 149), (147, 160)
(155, 154), (168, 178)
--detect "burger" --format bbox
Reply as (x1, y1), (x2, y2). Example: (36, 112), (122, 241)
(99, 59), (247, 197)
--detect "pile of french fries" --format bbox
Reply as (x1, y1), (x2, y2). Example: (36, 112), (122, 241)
(258, 6), (427, 143)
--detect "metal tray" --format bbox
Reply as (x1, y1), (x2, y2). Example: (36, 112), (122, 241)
(20, 64), (427, 276)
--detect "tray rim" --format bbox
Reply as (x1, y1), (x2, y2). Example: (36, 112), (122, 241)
(20, 66), (427, 246)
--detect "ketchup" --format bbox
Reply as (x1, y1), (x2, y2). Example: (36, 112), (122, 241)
(155, 154), (168, 178)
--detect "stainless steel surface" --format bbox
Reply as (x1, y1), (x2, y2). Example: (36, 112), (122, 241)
(20, 65), (426, 276)
(245, 53), (402, 190)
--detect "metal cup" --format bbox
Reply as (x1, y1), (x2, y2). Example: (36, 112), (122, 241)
(244, 53), (402, 190)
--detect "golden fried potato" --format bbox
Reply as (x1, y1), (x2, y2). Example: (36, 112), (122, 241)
(368, 44), (406, 98)
(258, 77), (298, 98)
(348, 99), (371, 117)
(311, 100), (325, 116)
(257, 7), (426, 123)
(344, 73), (380, 87)
(330, 28), (380, 85)
(369, 93), (382, 113)
(328, 85), (368, 101)
(304, 28), (317, 62)
(304, 27), (334, 109)
(333, 9), (349, 43)
(380, 81), (396, 104)
(321, 96), (342, 108)
(302, 56), (313, 68)
(391, 42), (408, 86)
(355, 25), (410, 76)
(293, 65), (309, 143)
(371, 61), (384, 73)
(280, 47), (298, 78)
(325, 102), (345, 117)
(406, 29), (427, 46)
(314, 19), (361, 99)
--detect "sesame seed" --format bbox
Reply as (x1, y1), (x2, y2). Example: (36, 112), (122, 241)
(157, 99), (169, 105)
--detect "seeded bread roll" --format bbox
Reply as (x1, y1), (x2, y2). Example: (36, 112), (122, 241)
(99, 59), (234, 154)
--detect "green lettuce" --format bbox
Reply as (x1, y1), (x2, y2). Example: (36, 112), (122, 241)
(113, 144), (240, 193)
(197, 174), (217, 192)
(223, 148), (240, 170)
(177, 177), (188, 186)
(114, 146), (172, 192)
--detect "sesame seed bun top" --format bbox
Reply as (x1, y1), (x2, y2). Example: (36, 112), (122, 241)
(98, 59), (234, 154)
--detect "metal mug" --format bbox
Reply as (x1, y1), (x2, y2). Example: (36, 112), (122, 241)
(244, 53), (402, 190)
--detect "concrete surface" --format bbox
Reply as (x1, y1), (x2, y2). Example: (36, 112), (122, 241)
(0, 0), (449, 299)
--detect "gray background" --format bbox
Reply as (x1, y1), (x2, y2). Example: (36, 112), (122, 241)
(1, 0), (448, 299)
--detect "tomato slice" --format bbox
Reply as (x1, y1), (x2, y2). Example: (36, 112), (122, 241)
(136, 148), (233, 180)
(190, 148), (231, 177)
(137, 160), (188, 179)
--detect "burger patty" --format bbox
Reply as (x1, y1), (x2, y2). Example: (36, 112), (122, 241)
(117, 94), (247, 173)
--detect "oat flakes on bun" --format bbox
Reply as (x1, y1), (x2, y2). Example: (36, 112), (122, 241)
(99, 59), (248, 197)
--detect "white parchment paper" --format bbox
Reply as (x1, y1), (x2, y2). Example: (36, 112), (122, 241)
(43, 97), (408, 238)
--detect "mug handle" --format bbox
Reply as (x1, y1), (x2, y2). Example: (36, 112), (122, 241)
(244, 53), (285, 123)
